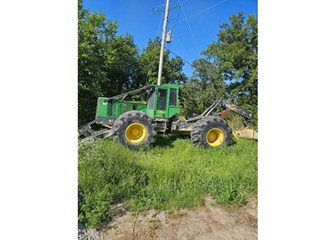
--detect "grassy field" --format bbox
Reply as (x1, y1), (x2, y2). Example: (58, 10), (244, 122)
(78, 135), (258, 228)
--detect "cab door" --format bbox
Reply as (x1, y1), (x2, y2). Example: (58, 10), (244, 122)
(155, 88), (168, 118)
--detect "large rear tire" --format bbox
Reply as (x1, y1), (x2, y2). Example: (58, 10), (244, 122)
(191, 116), (233, 148)
(111, 111), (156, 149)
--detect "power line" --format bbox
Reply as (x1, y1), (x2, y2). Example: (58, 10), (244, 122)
(177, 0), (200, 54)
(170, 4), (181, 30)
(180, 0), (191, 5)
(170, 31), (187, 54)
(166, 48), (193, 67)
(156, 11), (164, 37)
(176, 0), (228, 25)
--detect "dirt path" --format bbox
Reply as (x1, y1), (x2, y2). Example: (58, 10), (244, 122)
(102, 197), (257, 240)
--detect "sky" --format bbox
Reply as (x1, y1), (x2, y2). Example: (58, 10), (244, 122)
(82, 0), (257, 77)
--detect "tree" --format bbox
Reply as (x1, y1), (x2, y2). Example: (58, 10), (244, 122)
(204, 12), (258, 124)
(181, 13), (257, 126)
(137, 37), (187, 86)
(78, 0), (139, 125)
(181, 58), (226, 115)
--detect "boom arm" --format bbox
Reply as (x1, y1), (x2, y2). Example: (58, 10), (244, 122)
(220, 99), (252, 119)
(199, 99), (252, 120)
(104, 85), (153, 101)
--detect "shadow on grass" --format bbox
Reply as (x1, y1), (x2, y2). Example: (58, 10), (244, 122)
(153, 134), (238, 148)
(153, 134), (190, 148)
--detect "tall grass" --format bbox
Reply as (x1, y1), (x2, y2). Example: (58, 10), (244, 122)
(78, 136), (257, 228)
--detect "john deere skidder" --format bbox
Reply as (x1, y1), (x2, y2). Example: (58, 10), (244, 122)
(78, 83), (256, 149)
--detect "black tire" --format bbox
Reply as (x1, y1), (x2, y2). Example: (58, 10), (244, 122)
(110, 111), (156, 149)
(191, 116), (233, 148)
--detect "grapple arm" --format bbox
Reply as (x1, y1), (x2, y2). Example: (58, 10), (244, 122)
(219, 99), (257, 140)
(220, 99), (252, 119)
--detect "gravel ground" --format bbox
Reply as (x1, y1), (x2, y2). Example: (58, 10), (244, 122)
(78, 223), (103, 240)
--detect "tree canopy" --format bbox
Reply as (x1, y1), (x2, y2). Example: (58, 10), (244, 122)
(182, 12), (258, 125)
(181, 58), (226, 115)
(137, 37), (187, 86)
(78, 1), (139, 124)
(206, 13), (258, 121)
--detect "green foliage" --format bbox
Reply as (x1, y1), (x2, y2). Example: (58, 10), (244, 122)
(226, 113), (246, 130)
(205, 12), (258, 126)
(79, 3), (117, 124)
(78, 1), (140, 125)
(78, 136), (257, 228)
(137, 37), (187, 85)
(78, 140), (147, 228)
(181, 58), (226, 115)
(182, 12), (257, 126)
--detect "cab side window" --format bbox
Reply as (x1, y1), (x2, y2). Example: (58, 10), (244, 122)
(157, 89), (167, 110)
(147, 88), (155, 109)
(169, 89), (177, 106)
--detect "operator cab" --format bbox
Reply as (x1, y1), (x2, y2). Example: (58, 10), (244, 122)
(146, 84), (182, 119)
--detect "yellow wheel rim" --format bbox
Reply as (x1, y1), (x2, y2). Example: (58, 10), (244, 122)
(206, 128), (224, 147)
(125, 123), (147, 144)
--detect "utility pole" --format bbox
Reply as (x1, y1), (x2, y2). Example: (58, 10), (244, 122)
(157, 0), (170, 86)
